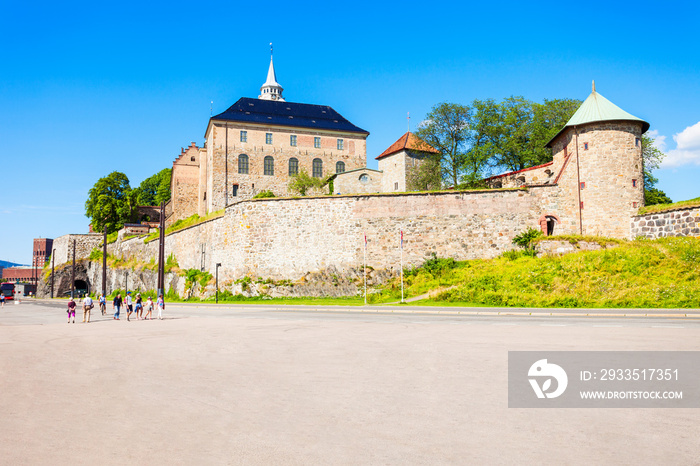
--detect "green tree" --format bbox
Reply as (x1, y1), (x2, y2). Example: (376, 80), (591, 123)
(288, 169), (323, 196)
(641, 134), (672, 205)
(85, 171), (134, 233)
(133, 168), (172, 206)
(416, 103), (479, 187)
(475, 97), (581, 172)
(406, 154), (443, 191)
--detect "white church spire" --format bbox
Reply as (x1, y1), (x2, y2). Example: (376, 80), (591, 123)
(259, 43), (285, 101)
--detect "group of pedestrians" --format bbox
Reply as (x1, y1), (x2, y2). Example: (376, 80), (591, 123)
(66, 291), (165, 323)
(112, 291), (164, 321)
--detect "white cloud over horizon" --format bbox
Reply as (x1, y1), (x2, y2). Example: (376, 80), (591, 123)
(659, 121), (700, 168)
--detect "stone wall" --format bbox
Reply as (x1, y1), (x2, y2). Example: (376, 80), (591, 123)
(631, 207), (700, 238)
(485, 162), (555, 189)
(169, 143), (202, 225)
(110, 188), (560, 285)
(53, 234), (103, 265)
(334, 168), (383, 195)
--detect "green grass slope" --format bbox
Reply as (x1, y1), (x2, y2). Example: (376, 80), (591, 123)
(378, 237), (700, 308)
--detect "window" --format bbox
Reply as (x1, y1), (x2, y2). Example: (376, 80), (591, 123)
(583, 142), (589, 150)
(240, 131), (247, 143)
(190, 156), (195, 162)
(265, 133), (273, 144)
(632, 179), (637, 187)
(314, 137), (321, 149)
(290, 135), (297, 147)
(312, 158), (323, 177)
(580, 182), (586, 189)
(232, 185), (239, 197)
(337, 139), (344, 150)
(394, 182), (399, 190)
(288, 158), (299, 176)
(635, 138), (640, 147)
(336, 161), (345, 173)
(264, 156), (274, 175)
(238, 154), (249, 174)
(359, 174), (369, 184)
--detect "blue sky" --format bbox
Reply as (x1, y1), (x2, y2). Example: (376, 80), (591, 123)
(1, 0), (699, 265)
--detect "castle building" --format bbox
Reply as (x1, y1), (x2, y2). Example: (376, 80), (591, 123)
(168, 53), (369, 223)
(375, 132), (440, 192)
(486, 82), (648, 238)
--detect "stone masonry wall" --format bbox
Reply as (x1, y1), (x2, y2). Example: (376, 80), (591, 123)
(53, 234), (103, 265)
(631, 207), (700, 238)
(334, 169), (383, 195)
(169, 143), (201, 225)
(110, 188), (561, 285)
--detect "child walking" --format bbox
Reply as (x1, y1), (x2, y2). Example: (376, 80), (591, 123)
(144, 296), (154, 320)
(156, 295), (165, 320)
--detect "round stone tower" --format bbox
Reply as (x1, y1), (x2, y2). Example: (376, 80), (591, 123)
(546, 82), (649, 239)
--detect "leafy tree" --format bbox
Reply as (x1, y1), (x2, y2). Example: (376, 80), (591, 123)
(473, 97), (581, 172)
(641, 134), (672, 205)
(416, 103), (475, 187)
(85, 171), (134, 233)
(288, 169), (323, 196)
(133, 168), (172, 206)
(406, 154), (443, 191)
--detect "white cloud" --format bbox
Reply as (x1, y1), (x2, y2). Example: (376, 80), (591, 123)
(661, 121), (700, 168)
(646, 129), (667, 151)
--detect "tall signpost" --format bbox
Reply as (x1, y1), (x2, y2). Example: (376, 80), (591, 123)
(102, 224), (108, 299)
(400, 230), (404, 304)
(363, 233), (367, 305)
(157, 201), (165, 298)
(71, 239), (76, 299)
(50, 248), (55, 298)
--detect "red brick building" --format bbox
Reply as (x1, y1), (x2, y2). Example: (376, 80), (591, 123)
(1, 267), (39, 284)
(33, 238), (53, 268)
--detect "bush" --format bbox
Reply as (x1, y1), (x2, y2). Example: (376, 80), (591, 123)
(512, 227), (543, 250)
(253, 190), (275, 199)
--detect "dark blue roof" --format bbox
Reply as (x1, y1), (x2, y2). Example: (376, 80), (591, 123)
(210, 97), (369, 135)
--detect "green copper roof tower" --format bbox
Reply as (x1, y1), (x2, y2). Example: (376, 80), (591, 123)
(546, 81), (649, 147)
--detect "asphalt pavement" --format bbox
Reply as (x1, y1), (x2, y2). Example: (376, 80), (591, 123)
(1, 300), (699, 464)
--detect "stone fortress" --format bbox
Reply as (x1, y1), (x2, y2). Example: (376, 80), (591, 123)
(43, 55), (700, 297)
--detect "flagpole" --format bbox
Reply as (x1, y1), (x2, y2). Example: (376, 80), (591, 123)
(363, 233), (367, 305)
(400, 230), (404, 303)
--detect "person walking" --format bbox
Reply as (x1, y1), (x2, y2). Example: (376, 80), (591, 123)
(67, 298), (76, 323)
(82, 295), (94, 323)
(112, 293), (122, 320)
(135, 293), (143, 320)
(156, 294), (164, 320)
(125, 291), (134, 321)
(1, 293), (5, 307)
(99, 294), (106, 316)
(143, 296), (154, 320)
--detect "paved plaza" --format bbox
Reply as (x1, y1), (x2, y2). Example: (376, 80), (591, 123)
(1, 301), (699, 464)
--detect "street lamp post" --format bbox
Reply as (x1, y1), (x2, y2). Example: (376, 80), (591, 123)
(50, 248), (55, 298)
(125, 271), (129, 295)
(215, 263), (221, 304)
